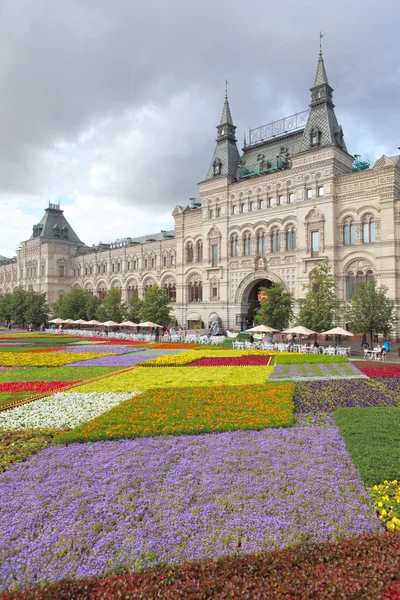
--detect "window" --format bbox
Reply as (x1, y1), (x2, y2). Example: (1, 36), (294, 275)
(343, 220), (356, 246)
(259, 199), (265, 209)
(289, 193), (295, 203)
(257, 232), (266, 254)
(211, 286), (218, 299)
(311, 231), (319, 256)
(232, 205), (238, 215)
(318, 186), (324, 197)
(230, 235), (238, 257)
(188, 281), (202, 302)
(171, 254), (175, 266)
(213, 161), (221, 176)
(144, 259), (148, 270)
(85, 267), (88, 276)
(306, 188), (313, 199)
(249, 202), (255, 212)
(196, 240), (203, 262)
(133, 260), (137, 270)
(271, 229), (281, 253)
(59, 266), (65, 277)
(209, 209), (214, 219)
(268, 197), (275, 207)
(241, 203), (247, 213)
(346, 269), (374, 299)
(117, 263), (121, 272)
(186, 243), (194, 263)
(90, 266), (93, 275)
(286, 227), (296, 251)
(243, 233), (252, 256)
(151, 258), (155, 268)
(78, 268), (81, 276)
(216, 207), (221, 217)
(112, 264), (115, 273)
(278, 195), (284, 206)
(164, 283), (176, 302)
(163, 255), (167, 267)
(41, 265), (45, 276)
(362, 216), (376, 243)
(211, 244), (218, 265)
(102, 264), (106, 274)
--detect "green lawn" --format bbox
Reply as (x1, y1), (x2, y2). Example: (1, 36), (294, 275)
(0, 366), (120, 383)
(334, 407), (400, 486)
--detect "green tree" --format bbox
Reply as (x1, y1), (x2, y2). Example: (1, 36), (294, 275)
(85, 294), (101, 320)
(24, 291), (49, 326)
(0, 293), (13, 323)
(140, 284), (171, 327)
(297, 260), (338, 332)
(96, 288), (124, 322)
(344, 279), (396, 346)
(256, 283), (293, 330)
(54, 287), (89, 320)
(124, 292), (143, 323)
(9, 288), (30, 326)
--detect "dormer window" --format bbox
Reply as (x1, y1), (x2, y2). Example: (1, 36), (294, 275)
(310, 128), (321, 147)
(213, 160), (222, 176)
(220, 128), (225, 136)
(61, 226), (68, 239)
(53, 224), (60, 237)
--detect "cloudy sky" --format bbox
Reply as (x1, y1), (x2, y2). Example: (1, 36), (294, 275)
(0, 0), (399, 256)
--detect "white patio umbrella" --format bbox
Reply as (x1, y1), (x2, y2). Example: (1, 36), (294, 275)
(283, 326), (317, 336)
(321, 327), (355, 337)
(101, 320), (120, 327)
(119, 321), (139, 327)
(86, 320), (102, 326)
(72, 319), (89, 325)
(48, 318), (65, 324)
(63, 319), (76, 325)
(138, 321), (163, 328)
(246, 324), (279, 333)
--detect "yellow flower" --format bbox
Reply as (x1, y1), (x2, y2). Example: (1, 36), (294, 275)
(378, 501), (383, 507)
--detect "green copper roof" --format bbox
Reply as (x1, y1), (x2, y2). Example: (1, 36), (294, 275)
(220, 96), (234, 126)
(30, 206), (85, 245)
(314, 52), (329, 86)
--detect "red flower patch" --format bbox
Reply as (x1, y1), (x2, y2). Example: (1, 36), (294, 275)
(27, 347), (65, 354)
(358, 366), (400, 379)
(187, 356), (272, 367)
(83, 338), (144, 345)
(0, 381), (81, 393)
(153, 343), (202, 349)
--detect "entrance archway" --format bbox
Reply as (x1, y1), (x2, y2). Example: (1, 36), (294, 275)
(242, 279), (272, 329)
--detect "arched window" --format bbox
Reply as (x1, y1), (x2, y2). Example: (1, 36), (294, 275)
(271, 228), (281, 252)
(98, 287), (106, 301)
(286, 227), (296, 251)
(346, 269), (374, 299)
(268, 197), (275, 208)
(127, 284), (138, 302)
(343, 219), (356, 245)
(186, 243), (194, 263)
(257, 231), (266, 254)
(196, 241), (203, 262)
(243, 233), (252, 256)
(164, 283), (176, 302)
(230, 235), (238, 257)
(362, 216), (376, 243)
(188, 280), (202, 302)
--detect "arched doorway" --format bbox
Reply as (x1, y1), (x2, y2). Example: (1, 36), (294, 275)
(241, 278), (273, 330)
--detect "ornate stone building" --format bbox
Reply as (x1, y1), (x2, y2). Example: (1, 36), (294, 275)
(1, 49), (400, 332)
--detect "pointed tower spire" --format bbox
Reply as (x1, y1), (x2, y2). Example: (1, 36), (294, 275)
(205, 84), (240, 180)
(300, 39), (347, 153)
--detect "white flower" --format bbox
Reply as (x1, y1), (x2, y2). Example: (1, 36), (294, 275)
(0, 392), (138, 431)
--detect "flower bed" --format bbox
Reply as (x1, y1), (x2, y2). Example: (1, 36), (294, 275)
(55, 383), (294, 443)
(0, 427), (380, 591)
(269, 362), (364, 380)
(0, 381), (81, 394)
(72, 365), (274, 392)
(334, 407), (400, 486)
(0, 392), (38, 410)
(0, 352), (113, 367)
(0, 392), (136, 431)
(65, 354), (159, 368)
(4, 532), (400, 600)
(0, 429), (57, 474)
(56, 345), (143, 354)
(293, 380), (398, 414)
(185, 355), (273, 367)
(357, 365), (400, 379)
(370, 480), (400, 532)
(0, 366), (123, 383)
(274, 354), (348, 364)
(139, 353), (201, 367)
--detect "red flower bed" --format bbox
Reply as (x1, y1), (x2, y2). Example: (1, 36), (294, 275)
(358, 366), (400, 379)
(187, 355), (272, 367)
(153, 343), (202, 349)
(27, 347), (65, 354)
(4, 532), (400, 600)
(82, 338), (145, 346)
(0, 381), (81, 393)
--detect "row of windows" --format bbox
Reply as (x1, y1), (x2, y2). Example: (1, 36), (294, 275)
(228, 187), (324, 217)
(72, 255), (176, 278)
(230, 228), (297, 256)
(186, 241), (203, 263)
(346, 270), (374, 299)
(343, 217), (376, 245)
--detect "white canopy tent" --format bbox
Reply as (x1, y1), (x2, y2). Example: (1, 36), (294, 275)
(321, 327), (355, 337)
(48, 318), (65, 324)
(138, 321), (163, 328)
(246, 325), (279, 334)
(283, 326), (317, 336)
(100, 320), (120, 327)
(119, 321), (139, 328)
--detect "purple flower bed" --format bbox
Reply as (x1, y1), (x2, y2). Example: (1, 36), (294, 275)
(294, 380), (398, 414)
(65, 354), (159, 367)
(57, 345), (144, 355)
(0, 427), (380, 591)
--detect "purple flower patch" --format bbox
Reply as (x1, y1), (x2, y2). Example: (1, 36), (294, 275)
(65, 354), (159, 367)
(0, 427), (380, 590)
(57, 345), (144, 354)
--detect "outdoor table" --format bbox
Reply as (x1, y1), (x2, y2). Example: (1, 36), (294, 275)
(367, 350), (381, 360)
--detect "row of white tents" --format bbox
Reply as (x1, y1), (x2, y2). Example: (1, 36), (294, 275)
(247, 324), (354, 337)
(48, 318), (163, 328)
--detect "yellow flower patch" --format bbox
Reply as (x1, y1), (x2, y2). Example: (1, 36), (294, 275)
(69, 365), (274, 392)
(0, 352), (113, 367)
(370, 480), (400, 532)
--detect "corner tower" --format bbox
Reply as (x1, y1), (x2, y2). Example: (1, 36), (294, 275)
(205, 86), (240, 180)
(300, 45), (347, 153)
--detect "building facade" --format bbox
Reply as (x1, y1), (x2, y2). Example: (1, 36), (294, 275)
(1, 49), (400, 332)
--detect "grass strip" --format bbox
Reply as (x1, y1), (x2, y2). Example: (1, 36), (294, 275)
(0, 366), (120, 383)
(334, 407), (400, 486)
(0, 429), (57, 473)
(274, 354), (348, 364)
